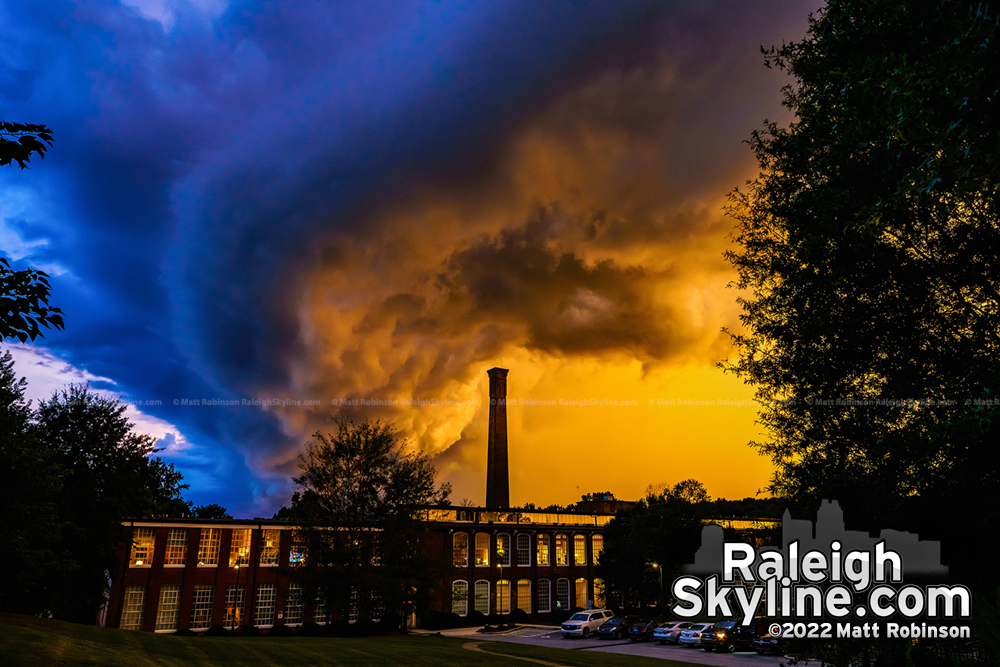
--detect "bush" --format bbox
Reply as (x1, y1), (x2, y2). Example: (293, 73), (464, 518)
(465, 610), (487, 626)
(298, 622), (326, 636)
(327, 619), (351, 636)
(268, 624), (294, 637)
(421, 611), (464, 630)
(510, 609), (530, 624)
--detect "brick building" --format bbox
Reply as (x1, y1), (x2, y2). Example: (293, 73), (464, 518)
(104, 368), (620, 632)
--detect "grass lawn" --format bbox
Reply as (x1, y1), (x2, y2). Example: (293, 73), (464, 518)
(0, 613), (706, 667)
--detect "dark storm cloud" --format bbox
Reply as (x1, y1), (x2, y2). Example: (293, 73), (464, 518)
(0, 0), (814, 513)
(433, 211), (682, 358)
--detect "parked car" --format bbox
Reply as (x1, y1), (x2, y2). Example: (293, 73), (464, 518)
(627, 619), (659, 642)
(700, 619), (758, 652)
(560, 609), (614, 638)
(677, 622), (714, 647)
(597, 615), (641, 640)
(653, 620), (692, 644)
(753, 623), (789, 655)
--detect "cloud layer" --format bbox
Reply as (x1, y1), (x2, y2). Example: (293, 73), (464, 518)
(1, 0), (813, 514)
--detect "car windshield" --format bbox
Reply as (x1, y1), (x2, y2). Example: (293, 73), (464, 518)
(570, 613), (590, 621)
(715, 620), (737, 629)
(695, 623), (712, 630)
(605, 619), (622, 626)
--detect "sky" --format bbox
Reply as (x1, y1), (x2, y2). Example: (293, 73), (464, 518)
(1, 0), (817, 518)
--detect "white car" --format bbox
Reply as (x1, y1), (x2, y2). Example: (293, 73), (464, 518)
(653, 621), (691, 644)
(678, 622), (714, 646)
(561, 609), (614, 638)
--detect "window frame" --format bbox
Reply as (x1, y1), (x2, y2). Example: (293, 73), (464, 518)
(154, 584), (181, 632)
(197, 528), (221, 567)
(129, 528), (155, 568)
(452, 580), (469, 617)
(163, 528), (187, 567)
(453, 532), (469, 567)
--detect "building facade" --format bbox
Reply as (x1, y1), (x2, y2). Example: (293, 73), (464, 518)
(104, 367), (618, 632)
(105, 506), (614, 632)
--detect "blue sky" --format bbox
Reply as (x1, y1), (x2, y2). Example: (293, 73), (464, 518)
(1, 0), (814, 517)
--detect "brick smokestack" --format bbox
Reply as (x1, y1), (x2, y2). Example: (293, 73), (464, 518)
(486, 367), (510, 509)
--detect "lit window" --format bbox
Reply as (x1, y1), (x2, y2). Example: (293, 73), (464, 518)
(259, 529), (280, 566)
(516, 579), (531, 613)
(130, 528), (154, 567)
(164, 529), (187, 566)
(536, 534), (550, 566)
(223, 584), (246, 628)
(286, 583), (303, 624)
(121, 586), (145, 630)
(453, 532), (468, 567)
(474, 533), (490, 566)
(593, 578), (605, 608)
(474, 580), (490, 615)
(229, 529), (250, 567)
(555, 534), (568, 566)
(516, 534), (530, 566)
(289, 531), (307, 566)
(255, 584), (276, 626)
(555, 578), (570, 611)
(497, 579), (510, 614)
(592, 534), (604, 562)
(573, 535), (586, 565)
(575, 578), (588, 609)
(155, 585), (181, 631)
(198, 528), (220, 566)
(496, 534), (511, 567)
(371, 592), (384, 621)
(536, 579), (551, 613)
(190, 585), (214, 630)
(452, 580), (468, 616)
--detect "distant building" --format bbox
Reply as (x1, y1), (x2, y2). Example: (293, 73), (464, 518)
(104, 368), (614, 632)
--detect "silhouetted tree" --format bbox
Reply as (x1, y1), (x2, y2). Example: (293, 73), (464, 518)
(37, 385), (188, 623)
(0, 349), (73, 614)
(284, 418), (451, 629)
(0, 122), (63, 342)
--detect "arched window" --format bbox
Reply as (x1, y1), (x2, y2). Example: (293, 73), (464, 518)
(497, 579), (511, 614)
(592, 534), (604, 562)
(453, 532), (468, 567)
(496, 534), (511, 567)
(516, 579), (531, 613)
(555, 578), (571, 611)
(536, 534), (550, 566)
(536, 578), (551, 613)
(574, 577), (588, 609)
(451, 581), (468, 616)
(555, 534), (568, 566)
(474, 580), (490, 614)
(474, 533), (490, 567)
(516, 534), (530, 566)
(573, 535), (587, 565)
(593, 578), (606, 608)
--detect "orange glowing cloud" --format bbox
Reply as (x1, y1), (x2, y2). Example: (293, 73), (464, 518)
(254, 4), (811, 507)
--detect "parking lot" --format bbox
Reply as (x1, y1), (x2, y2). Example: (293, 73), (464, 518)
(428, 625), (814, 666)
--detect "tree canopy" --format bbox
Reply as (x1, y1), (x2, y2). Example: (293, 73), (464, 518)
(0, 356), (194, 622)
(724, 1), (1000, 658)
(1, 121), (63, 342)
(280, 418), (451, 628)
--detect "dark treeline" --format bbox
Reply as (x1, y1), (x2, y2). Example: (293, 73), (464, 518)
(0, 349), (224, 622)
